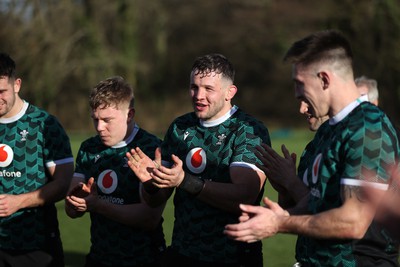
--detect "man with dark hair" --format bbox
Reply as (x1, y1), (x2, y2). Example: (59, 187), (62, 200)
(225, 30), (400, 267)
(0, 52), (74, 267)
(127, 54), (270, 267)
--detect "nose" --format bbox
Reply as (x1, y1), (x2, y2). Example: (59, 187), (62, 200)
(96, 120), (106, 132)
(299, 101), (308, 115)
(193, 87), (205, 100)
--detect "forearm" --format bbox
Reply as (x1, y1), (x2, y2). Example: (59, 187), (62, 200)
(17, 178), (70, 209)
(286, 193), (310, 215)
(285, 178), (309, 203)
(279, 205), (373, 239)
(141, 182), (173, 207)
(191, 167), (264, 214)
(196, 180), (260, 214)
(277, 191), (296, 209)
(92, 200), (165, 230)
(19, 162), (74, 209)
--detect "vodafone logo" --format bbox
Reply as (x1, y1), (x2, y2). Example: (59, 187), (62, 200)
(185, 147), (206, 174)
(312, 153), (322, 184)
(0, 144), (14, 167)
(97, 169), (118, 194)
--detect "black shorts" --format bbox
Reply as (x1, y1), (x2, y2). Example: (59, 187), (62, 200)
(0, 248), (63, 267)
(0, 232), (64, 267)
(161, 245), (263, 267)
(84, 254), (163, 267)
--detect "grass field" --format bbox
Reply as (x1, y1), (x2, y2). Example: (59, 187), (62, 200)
(57, 129), (314, 267)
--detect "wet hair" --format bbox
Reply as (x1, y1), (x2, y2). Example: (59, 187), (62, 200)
(191, 53), (235, 83)
(283, 30), (353, 71)
(89, 76), (134, 110)
(0, 53), (16, 79)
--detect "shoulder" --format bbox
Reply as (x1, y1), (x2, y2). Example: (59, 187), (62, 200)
(232, 108), (270, 134)
(173, 112), (197, 123)
(136, 128), (162, 145)
(79, 136), (102, 151)
(25, 104), (50, 120)
(27, 104), (63, 127)
(168, 112), (198, 129)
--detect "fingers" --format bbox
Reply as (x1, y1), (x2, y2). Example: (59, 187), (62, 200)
(154, 147), (162, 166)
(263, 197), (276, 208)
(239, 203), (262, 214)
(256, 143), (280, 165)
(126, 147), (143, 163)
(67, 195), (89, 212)
(291, 152), (297, 164)
(152, 160), (160, 169)
(87, 177), (95, 188)
(281, 144), (295, 162)
(238, 213), (251, 223)
(223, 228), (258, 243)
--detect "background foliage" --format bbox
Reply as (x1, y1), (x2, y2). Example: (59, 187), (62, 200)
(2, 1), (399, 266)
(1, 0), (399, 135)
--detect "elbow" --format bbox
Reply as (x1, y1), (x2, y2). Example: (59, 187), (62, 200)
(342, 222), (369, 239)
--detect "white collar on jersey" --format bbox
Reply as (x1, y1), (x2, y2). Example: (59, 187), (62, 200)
(0, 101), (29, 124)
(111, 123), (139, 148)
(329, 95), (369, 125)
(200, 105), (239, 128)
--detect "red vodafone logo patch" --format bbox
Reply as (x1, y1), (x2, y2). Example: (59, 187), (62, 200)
(0, 144), (13, 167)
(185, 147), (206, 174)
(312, 153), (322, 184)
(97, 169), (118, 194)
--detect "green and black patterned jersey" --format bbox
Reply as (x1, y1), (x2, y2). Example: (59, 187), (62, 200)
(297, 120), (331, 185)
(296, 99), (400, 267)
(161, 105), (270, 264)
(74, 124), (165, 266)
(0, 101), (73, 250)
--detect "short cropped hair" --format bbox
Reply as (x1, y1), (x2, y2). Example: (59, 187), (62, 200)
(283, 30), (354, 75)
(89, 76), (134, 110)
(0, 52), (16, 79)
(191, 53), (235, 83)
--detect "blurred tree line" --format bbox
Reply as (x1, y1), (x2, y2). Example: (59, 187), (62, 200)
(0, 0), (399, 135)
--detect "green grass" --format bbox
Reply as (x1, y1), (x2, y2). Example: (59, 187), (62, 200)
(58, 129), (313, 267)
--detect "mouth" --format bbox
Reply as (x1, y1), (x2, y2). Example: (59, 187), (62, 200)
(306, 114), (316, 124)
(194, 102), (207, 111)
(99, 135), (109, 140)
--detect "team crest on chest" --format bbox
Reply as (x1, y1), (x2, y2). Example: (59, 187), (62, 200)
(97, 169), (118, 194)
(19, 130), (29, 141)
(216, 134), (226, 145)
(0, 144), (14, 167)
(186, 147), (206, 174)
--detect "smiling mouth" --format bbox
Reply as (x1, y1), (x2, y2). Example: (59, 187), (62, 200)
(194, 103), (207, 110)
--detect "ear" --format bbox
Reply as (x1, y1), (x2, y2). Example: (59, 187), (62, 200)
(13, 78), (22, 93)
(318, 72), (330, 90)
(225, 85), (237, 101)
(127, 108), (135, 122)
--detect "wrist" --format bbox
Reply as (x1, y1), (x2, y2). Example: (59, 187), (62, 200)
(142, 180), (160, 195)
(178, 172), (205, 196)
